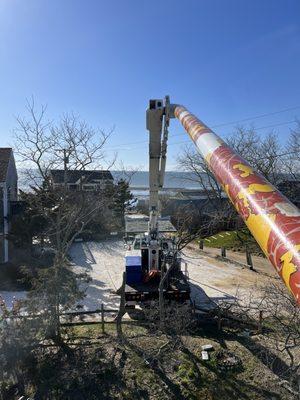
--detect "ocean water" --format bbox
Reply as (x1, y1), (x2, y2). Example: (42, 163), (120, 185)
(112, 170), (201, 189)
(19, 169), (201, 192)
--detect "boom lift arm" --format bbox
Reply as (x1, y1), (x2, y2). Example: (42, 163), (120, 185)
(146, 98), (173, 271)
(146, 96), (300, 304)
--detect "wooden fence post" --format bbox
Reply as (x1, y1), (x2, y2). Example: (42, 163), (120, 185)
(184, 262), (189, 281)
(258, 310), (263, 333)
(116, 271), (127, 339)
(101, 303), (105, 334)
(246, 246), (254, 270)
(221, 247), (226, 258)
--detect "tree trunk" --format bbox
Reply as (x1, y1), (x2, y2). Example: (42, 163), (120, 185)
(159, 262), (175, 329)
(159, 266), (166, 328)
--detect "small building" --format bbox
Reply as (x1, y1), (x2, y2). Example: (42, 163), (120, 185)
(161, 189), (227, 217)
(160, 189), (232, 234)
(0, 148), (18, 263)
(48, 169), (114, 191)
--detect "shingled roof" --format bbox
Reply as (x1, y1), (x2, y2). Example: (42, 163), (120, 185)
(0, 148), (13, 183)
(50, 169), (113, 184)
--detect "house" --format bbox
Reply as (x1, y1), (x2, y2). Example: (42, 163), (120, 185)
(0, 148), (18, 263)
(277, 180), (300, 208)
(48, 169), (114, 191)
(160, 189), (233, 234)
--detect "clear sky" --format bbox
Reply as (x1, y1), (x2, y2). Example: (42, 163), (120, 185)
(0, 0), (300, 170)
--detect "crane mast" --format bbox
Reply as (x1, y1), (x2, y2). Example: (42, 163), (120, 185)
(146, 98), (173, 271)
(146, 99), (164, 238)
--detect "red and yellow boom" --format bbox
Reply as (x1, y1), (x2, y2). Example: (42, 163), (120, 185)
(173, 104), (300, 304)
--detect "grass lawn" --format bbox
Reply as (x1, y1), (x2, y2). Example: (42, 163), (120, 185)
(202, 230), (249, 248)
(57, 321), (290, 400)
(199, 229), (263, 255)
(1, 318), (292, 399)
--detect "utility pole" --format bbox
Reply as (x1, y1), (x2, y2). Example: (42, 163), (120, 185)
(63, 149), (69, 190)
(55, 148), (71, 190)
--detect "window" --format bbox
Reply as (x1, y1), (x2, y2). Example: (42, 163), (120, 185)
(83, 184), (95, 191)
(68, 184), (78, 191)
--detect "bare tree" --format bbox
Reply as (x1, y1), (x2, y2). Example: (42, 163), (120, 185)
(177, 143), (237, 236)
(177, 144), (224, 206)
(177, 126), (285, 237)
(258, 284), (300, 397)
(218, 283), (300, 397)
(282, 121), (300, 180)
(14, 97), (114, 186)
(51, 112), (114, 171)
(113, 161), (140, 185)
(20, 178), (112, 346)
(14, 99), (54, 184)
(12, 99), (117, 347)
(226, 126), (282, 185)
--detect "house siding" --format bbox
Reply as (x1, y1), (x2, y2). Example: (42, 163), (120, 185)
(6, 154), (18, 201)
(0, 151), (18, 263)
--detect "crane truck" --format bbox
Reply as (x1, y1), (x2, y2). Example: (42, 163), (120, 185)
(124, 96), (300, 308)
(124, 97), (190, 307)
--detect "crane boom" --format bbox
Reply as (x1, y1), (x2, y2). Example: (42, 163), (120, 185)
(125, 97), (300, 307)
(171, 102), (300, 304)
(146, 97), (300, 304)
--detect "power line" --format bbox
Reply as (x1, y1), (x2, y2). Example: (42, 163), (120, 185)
(160, 119), (297, 149)
(105, 119), (298, 153)
(255, 149), (300, 162)
(208, 105), (300, 128)
(103, 105), (300, 151)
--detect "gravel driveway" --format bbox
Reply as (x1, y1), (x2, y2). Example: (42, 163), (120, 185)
(1, 239), (270, 315)
(69, 239), (125, 310)
(69, 239), (240, 311)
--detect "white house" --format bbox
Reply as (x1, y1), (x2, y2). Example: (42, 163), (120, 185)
(0, 148), (18, 263)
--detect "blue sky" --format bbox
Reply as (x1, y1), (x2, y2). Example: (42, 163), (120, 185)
(0, 0), (300, 170)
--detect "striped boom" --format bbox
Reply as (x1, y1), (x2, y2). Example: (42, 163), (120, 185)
(174, 105), (300, 304)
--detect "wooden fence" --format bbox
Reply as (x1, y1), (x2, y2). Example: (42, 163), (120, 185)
(60, 304), (119, 333)
(198, 240), (254, 270)
(59, 304), (149, 332)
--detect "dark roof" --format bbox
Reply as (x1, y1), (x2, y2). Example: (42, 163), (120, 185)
(50, 169), (113, 184)
(278, 180), (300, 187)
(125, 215), (176, 233)
(0, 148), (12, 182)
(161, 197), (229, 218)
